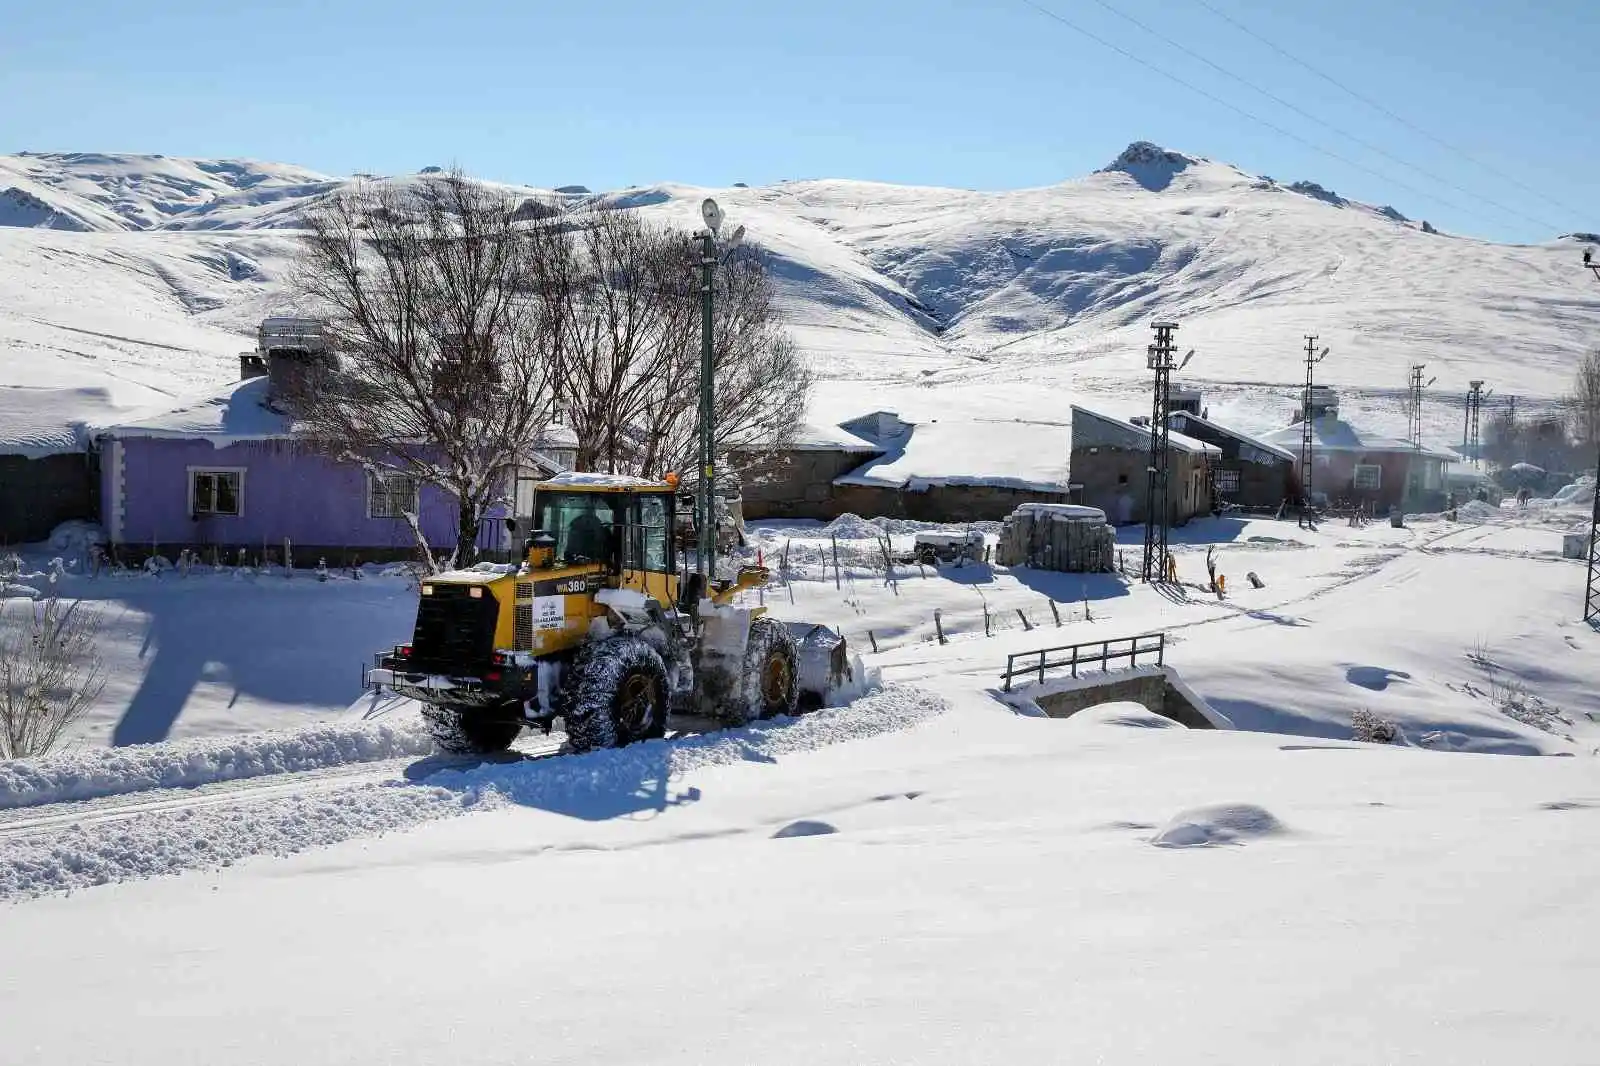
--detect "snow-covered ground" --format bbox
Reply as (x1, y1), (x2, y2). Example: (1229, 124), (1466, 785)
(0, 503), (1594, 1061)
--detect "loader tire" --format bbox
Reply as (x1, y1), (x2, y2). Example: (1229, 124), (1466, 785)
(560, 637), (669, 754)
(738, 616), (801, 723)
(420, 702), (522, 755)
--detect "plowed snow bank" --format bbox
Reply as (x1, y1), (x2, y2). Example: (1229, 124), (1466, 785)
(0, 703), (431, 810)
(0, 684), (944, 899)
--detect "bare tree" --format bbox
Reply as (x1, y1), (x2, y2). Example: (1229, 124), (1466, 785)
(0, 592), (106, 759)
(291, 171), (558, 568)
(531, 206), (810, 478)
(1569, 349), (1600, 451)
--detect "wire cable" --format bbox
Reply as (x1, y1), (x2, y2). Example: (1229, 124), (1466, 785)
(1189, 0), (1591, 223)
(1080, 0), (1563, 233)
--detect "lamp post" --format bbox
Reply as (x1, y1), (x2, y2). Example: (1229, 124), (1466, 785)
(694, 198), (744, 581)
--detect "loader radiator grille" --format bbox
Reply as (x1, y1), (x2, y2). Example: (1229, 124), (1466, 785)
(409, 584), (499, 673)
(513, 582), (535, 650)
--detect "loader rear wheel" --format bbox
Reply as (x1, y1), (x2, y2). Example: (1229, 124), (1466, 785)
(420, 702), (522, 755)
(560, 637), (669, 754)
(740, 616), (801, 723)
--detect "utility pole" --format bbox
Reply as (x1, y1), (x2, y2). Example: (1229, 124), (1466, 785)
(1406, 363), (1435, 449)
(1582, 250), (1599, 625)
(692, 198), (745, 582)
(1299, 335), (1329, 521)
(1142, 322), (1191, 583)
(1464, 380), (1487, 467)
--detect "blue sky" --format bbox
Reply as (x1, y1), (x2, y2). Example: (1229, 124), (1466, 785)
(1, 0), (1593, 243)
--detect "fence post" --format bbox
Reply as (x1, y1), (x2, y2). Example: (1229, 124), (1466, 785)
(1037, 649), (1046, 684)
(983, 604), (992, 637)
(1004, 654), (1014, 692)
(831, 535), (842, 590)
(1157, 634), (1165, 666)
(934, 609), (947, 645)
(1101, 640), (1109, 671)
(1016, 608), (1032, 632)
(1070, 645), (1079, 678)
(867, 630), (879, 654)
(1049, 599), (1061, 627)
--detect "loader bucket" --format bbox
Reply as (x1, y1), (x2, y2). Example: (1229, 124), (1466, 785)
(785, 622), (854, 708)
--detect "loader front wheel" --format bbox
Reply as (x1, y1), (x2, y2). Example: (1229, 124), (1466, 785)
(742, 616), (801, 722)
(560, 637), (669, 754)
(420, 702), (522, 755)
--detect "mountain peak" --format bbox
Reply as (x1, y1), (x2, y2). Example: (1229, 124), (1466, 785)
(1100, 141), (1200, 172)
(1096, 142), (1202, 192)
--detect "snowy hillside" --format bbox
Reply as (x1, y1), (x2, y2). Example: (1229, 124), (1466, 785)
(3, 143), (1599, 453)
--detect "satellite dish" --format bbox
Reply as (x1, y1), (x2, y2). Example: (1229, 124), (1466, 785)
(701, 198), (724, 233)
(727, 224), (746, 250)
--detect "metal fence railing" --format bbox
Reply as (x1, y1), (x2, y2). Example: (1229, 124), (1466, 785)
(1000, 632), (1165, 692)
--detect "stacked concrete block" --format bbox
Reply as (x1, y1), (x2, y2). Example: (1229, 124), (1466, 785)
(995, 503), (1116, 572)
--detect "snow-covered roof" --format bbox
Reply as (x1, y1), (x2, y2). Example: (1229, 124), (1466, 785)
(835, 418), (1075, 493)
(788, 421), (884, 453)
(537, 423), (579, 450)
(0, 385), (134, 458)
(1168, 411), (1297, 462)
(1069, 405), (1222, 457)
(98, 377), (293, 442)
(539, 471), (668, 489)
(1258, 417), (1455, 462)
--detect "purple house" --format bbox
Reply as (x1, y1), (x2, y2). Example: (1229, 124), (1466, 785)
(95, 321), (577, 563)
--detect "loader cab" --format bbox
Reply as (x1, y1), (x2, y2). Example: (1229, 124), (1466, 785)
(530, 478), (679, 607)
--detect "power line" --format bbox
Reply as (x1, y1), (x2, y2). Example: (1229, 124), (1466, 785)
(1080, 0), (1564, 234)
(1014, 0), (1485, 225)
(1189, 0), (1592, 225)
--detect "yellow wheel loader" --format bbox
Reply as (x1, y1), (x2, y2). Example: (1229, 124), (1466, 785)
(367, 472), (853, 755)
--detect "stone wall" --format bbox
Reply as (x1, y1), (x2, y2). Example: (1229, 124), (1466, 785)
(1071, 447), (1211, 525)
(1027, 666), (1219, 729)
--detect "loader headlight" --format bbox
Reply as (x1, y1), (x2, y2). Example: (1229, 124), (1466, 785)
(469, 587), (483, 599)
(421, 585), (435, 596)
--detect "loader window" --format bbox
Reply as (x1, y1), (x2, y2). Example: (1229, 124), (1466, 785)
(623, 493), (672, 573)
(535, 492), (618, 565)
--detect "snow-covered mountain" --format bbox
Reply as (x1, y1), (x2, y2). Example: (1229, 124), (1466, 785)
(3, 143), (1597, 454)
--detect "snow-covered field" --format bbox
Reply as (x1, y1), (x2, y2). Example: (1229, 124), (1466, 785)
(2, 498), (1599, 1062)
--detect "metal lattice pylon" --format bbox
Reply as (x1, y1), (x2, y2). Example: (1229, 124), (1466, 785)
(1141, 322), (1180, 582)
(1583, 255), (1599, 625)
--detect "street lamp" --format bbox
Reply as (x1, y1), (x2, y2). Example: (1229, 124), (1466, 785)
(694, 197), (745, 581)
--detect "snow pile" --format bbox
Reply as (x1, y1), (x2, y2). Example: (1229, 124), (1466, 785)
(1149, 803), (1286, 848)
(0, 715), (435, 810)
(823, 513), (892, 539)
(1456, 499), (1500, 520)
(0, 684), (944, 898)
(1060, 702), (1187, 730)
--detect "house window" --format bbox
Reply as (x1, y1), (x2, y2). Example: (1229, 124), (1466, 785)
(1214, 468), (1240, 494)
(190, 469), (243, 517)
(369, 472), (420, 519)
(1353, 464), (1382, 490)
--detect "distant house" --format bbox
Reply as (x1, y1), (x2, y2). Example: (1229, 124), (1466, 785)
(1257, 390), (1452, 512)
(737, 410), (1080, 523)
(1069, 405), (1220, 525)
(1167, 411), (1298, 511)
(95, 319), (576, 563)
